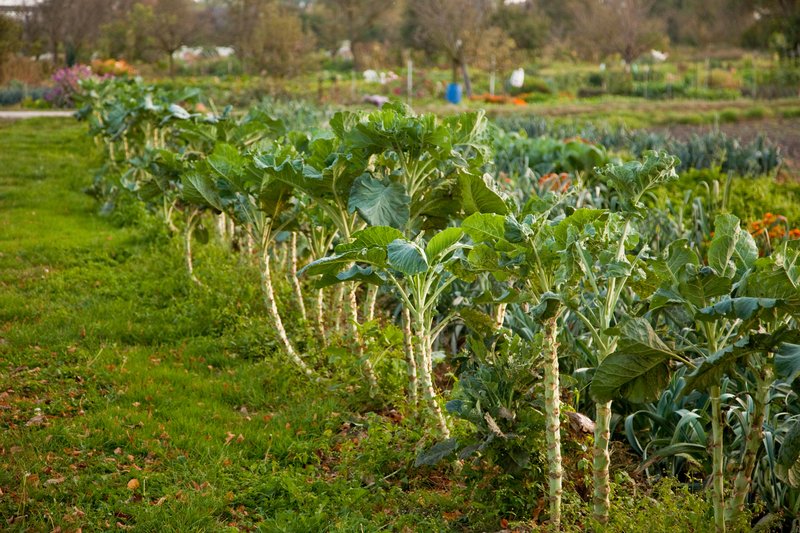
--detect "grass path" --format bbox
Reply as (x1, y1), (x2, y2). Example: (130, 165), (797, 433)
(0, 119), (459, 532)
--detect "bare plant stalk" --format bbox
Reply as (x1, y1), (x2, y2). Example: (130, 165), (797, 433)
(711, 386), (726, 533)
(592, 400), (613, 525)
(258, 244), (314, 378)
(245, 225), (255, 256)
(315, 288), (326, 342)
(349, 287), (378, 390)
(402, 307), (417, 406)
(184, 209), (202, 286)
(364, 285), (379, 322)
(542, 314), (563, 529)
(494, 302), (507, 328)
(414, 314), (449, 438)
(726, 369), (769, 524)
(333, 284), (345, 334)
(289, 233), (307, 322)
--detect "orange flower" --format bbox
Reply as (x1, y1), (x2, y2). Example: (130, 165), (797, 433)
(764, 212), (776, 223)
(789, 228), (800, 240)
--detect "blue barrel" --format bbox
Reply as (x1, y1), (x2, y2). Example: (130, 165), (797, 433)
(445, 83), (462, 104)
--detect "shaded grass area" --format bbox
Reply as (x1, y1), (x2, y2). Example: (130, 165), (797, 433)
(0, 119), (460, 532)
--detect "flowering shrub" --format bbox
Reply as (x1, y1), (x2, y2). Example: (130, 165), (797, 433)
(45, 65), (93, 108)
(91, 59), (136, 77)
(748, 212), (800, 254)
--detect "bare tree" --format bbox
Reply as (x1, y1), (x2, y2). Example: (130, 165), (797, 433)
(145, 0), (204, 76)
(314, 0), (395, 69)
(569, 0), (666, 63)
(410, 0), (493, 96)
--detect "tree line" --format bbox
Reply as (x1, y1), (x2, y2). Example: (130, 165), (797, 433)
(1, 0), (798, 77)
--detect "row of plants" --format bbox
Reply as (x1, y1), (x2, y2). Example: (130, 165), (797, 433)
(494, 115), (783, 177)
(74, 76), (800, 530)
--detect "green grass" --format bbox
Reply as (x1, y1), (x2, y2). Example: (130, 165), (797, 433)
(0, 118), (465, 532)
(0, 118), (717, 532)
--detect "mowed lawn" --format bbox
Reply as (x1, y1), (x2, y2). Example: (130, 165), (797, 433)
(0, 119), (461, 532)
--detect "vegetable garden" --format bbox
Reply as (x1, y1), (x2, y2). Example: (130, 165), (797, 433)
(2, 76), (800, 531)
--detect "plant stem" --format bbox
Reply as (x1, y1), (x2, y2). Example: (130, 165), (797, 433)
(402, 306), (417, 406)
(414, 312), (449, 438)
(333, 284), (345, 334)
(258, 244), (314, 378)
(289, 232), (307, 322)
(710, 385), (726, 533)
(184, 209), (202, 286)
(592, 400), (613, 526)
(349, 286), (378, 391)
(542, 314), (563, 529)
(725, 367), (771, 525)
(315, 288), (326, 343)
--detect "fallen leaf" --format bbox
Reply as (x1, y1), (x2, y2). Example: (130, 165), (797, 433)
(45, 477), (65, 486)
(26, 414), (47, 426)
(114, 447), (122, 455)
(126, 478), (140, 491)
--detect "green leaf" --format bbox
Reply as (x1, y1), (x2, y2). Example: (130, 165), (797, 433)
(553, 208), (606, 249)
(467, 243), (502, 271)
(415, 438), (459, 467)
(775, 343), (800, 384)
(336, 226), (404, 253)
(599, 150), (679, 210)
(387, 239), (428, 275)
(678, 267), (733, 309)
(348, 174), (410, 229)
(459, 308), (498, 337)
(591, 318), (675, 403)
(707, 214), (758, 278)
(458, 173), (508, 215)
(462, 212), (507, 244)
(425, 227), (463, 261)
(182, 172), (223, 211)
(207, 143), (246, 179)
(777, 421), (800, 488)
(684, 338), (751, 392)
(697, 297), (780, 321)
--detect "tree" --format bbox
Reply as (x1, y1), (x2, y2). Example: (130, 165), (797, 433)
(314, 0), (399, 70)
(0, 14), (22, 82)
(145, 0), (204, 76)
(227, 0), (316, 76)
(409, 0), (493, 97)
(569, 0), (666, 63)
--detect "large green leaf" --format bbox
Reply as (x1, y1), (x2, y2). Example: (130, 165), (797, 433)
(553, 208), (606, 249)
(777, 421), (800, 488)
(775, 343), (800, 384)
(684, 338), (751, 392)
(387, 239), (428, 275)
(462, 213), (507, 244)
(207, 143), (246, 179)
(707, 214), (758, 278)
(696, 297), (780, 321)
(425, 227), (464, 261)
(678, 267), (733, 309)
(457, 173), (508, 216)
(336, 226), (404, 253)
(591, 318), (675, 403)
(348, 174), (410, 229)
(182, 171), (223, 211)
